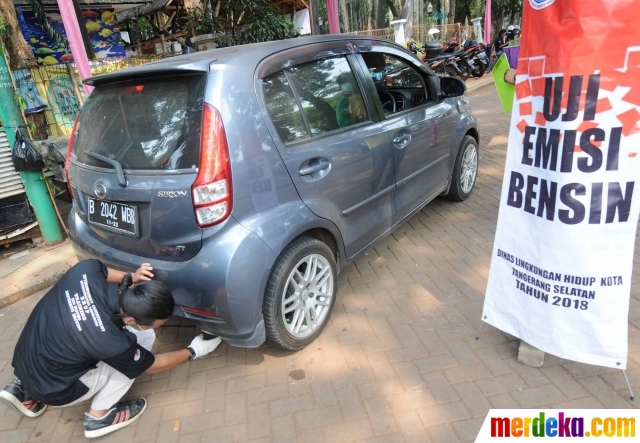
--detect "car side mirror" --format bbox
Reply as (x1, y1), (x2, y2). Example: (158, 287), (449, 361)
(439, 76), (466, 99)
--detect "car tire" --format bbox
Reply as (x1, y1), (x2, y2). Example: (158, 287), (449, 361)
(442, 135), (478, 201)
(263, 237), (337, 351)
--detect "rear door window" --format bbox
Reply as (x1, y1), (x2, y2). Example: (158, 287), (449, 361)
(73, 75), (206, 171)
(287, 57), (369, 134)
(262, 73), (309, 143)
(262, 56), (370, 144)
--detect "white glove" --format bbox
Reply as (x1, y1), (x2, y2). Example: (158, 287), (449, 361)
(188, 334), (222, 359)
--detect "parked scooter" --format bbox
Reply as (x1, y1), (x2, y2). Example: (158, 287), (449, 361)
(421, 41), (473, 80)
(462, 39), (489, 77)
(41, 141), (71, 202)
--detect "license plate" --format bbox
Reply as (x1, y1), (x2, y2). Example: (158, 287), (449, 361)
(478, 53), (488, 59)
(467, 59), (475, 66)
(87, 197), (139, 237)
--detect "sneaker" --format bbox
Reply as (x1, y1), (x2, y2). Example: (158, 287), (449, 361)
(83, 398), (147, 439)
(0, 378), (47, 418)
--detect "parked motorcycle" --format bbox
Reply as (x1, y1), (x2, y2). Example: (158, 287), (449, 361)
(451, 53), (473, 80)
(421, 41), (474, 80)
(41, 140), (71, 202)
(462, 39), (489, 77)
(421, 41), (454, 77)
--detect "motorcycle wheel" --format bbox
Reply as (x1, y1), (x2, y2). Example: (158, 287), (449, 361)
(444, 66), (458, 78)
(470, 59), (485, 77)
(457, 60), (472, 81)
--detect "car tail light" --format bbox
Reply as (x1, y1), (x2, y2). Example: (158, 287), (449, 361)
(192, 104), (232, 227)
(125, 85), (145, 93)
(65, 112), (81, 199)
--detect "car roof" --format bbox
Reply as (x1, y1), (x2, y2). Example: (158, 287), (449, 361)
(85, 35), (390, 86)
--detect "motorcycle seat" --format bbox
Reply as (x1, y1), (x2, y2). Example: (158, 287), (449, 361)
(425, 54), (452, 62)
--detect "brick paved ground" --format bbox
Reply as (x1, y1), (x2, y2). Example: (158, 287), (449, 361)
(2, 84), (640, 443)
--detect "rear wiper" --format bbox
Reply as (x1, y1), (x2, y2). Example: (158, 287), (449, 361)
(86, 151), (127, 187)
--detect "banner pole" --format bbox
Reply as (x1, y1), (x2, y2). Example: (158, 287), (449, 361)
(475, 315), (489, 340)
(622, 370), (635, 401)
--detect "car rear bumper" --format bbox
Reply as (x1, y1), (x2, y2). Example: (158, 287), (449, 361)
(68, 208), (275, 348)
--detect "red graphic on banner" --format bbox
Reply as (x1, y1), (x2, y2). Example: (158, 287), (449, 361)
(514, 0), (640, 150)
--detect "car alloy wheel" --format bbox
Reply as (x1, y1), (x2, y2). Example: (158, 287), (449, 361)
(263, 237), (337, 350)
(442, 135), (479, 201)
(281, 253), (334, 339)
(460, 143), (478, 194)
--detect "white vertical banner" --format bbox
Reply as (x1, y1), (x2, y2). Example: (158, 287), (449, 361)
(482, 0), (640, 369)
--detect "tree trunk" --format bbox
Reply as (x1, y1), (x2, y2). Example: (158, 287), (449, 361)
(498, 5), (506, 32)
(128, 21), (143, 53)
(450, 0), (456, 25)
(309, 0), (320, 34)
(386, 0), (399, 19)
(492, 4), (504, 37)
(401, 0), (413, 39)
(0, 0), (36, 69)
(376, 0), (387, 28)
(116, 0), (171, 24)
(340, 0), (349, 32)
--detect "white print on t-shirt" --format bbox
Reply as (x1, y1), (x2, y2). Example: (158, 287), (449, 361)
(65, 274), (106, 332)
(80, 273), (106, 332)
(65, 290), (83, 331)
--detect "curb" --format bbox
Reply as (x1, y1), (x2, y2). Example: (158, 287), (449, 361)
(0, 259), (72, 309)
(0, 268), (71, 310)
(466, 77), (494, 94)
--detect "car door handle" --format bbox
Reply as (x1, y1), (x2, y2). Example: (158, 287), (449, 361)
(393, 132), (412, 148)
(300, 160), (330, 176)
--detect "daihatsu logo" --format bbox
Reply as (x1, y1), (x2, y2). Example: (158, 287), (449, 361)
(94, 183), (107, 199)
(158, 190), (188, 198)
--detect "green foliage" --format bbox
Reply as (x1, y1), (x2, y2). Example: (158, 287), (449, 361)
(138, 18), (155, 42)
(181, 0), (299, 47)
(0, 17), (9, 40)
(13, 92), (36, 135)
(240, 8), (299, 44)
(469, 0), (484, 17)
(46, 177), (67, 198)
(14, 90), (27, 111)
(454, 0), (522, 27)
(0, 17), (7, 56)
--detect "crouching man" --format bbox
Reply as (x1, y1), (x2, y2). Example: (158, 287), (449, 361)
(0, 259), (221, 438)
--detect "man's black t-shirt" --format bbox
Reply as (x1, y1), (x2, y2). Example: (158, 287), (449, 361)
(12, 260), (155, 406)
(494, 36), (507, 52)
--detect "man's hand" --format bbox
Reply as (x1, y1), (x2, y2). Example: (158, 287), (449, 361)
(188, 335), (222, 359)
(133, 263), (154, 283)
(504, 68), (518, 85)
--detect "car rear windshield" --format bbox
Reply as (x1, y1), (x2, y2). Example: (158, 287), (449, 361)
(72, 74), (206, 171)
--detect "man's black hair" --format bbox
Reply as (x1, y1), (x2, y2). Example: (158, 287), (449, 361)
(119, 281), (175, 326)
(498, 29), (507, 36)
(336, 72), (351, 85)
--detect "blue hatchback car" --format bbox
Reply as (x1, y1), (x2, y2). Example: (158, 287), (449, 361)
(67, 35), (479, 350)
